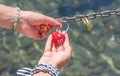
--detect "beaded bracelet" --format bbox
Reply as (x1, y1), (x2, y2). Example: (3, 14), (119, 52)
(16, 64), (61, 76)
(12, 7), (20, 31)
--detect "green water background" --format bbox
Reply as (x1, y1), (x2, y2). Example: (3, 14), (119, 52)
(0, 0), (120, 76)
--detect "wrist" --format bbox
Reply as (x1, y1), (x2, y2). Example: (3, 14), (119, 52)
(32, 64), (61, 76)
(17, 64), (61, 76)
(0, 4), (25, 32)
(38, 60), (61, 70)
(33, 72), (51, 76)
(15, 10), (25, 32)
(12, 7), (21, 31)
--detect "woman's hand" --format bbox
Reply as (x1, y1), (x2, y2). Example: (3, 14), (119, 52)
(0, 4), (61, 40)
(17, 11), (61, 40)
(38, 31), (72, 69)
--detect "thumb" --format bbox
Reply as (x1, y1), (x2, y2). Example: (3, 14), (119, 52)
(44, 34), (52, 52)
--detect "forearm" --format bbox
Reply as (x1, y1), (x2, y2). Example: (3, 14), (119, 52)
(0, 4), (16, 29)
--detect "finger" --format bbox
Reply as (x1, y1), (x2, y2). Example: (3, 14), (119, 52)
(62, 31), (70, 48)
(44, 34), (52, 52)
(56, 43), (64, 51)
(51, 40), (64, 52)
(52, 43), (57, 52)
(62, 31), (72, 57)
(44, 16), (62, 28)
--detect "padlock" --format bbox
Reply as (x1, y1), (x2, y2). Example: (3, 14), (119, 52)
(52, 23), (69, 46)
(52, 31), (65, 46)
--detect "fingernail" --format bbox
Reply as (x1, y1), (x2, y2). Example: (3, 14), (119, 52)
(55, 20), (62, 28)
(56, 20), (62, 25)
(56, 19), (61, 23)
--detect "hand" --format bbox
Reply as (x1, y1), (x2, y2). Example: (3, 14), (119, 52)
(17, 11), (61, 40)
(38, 31), (72, 69)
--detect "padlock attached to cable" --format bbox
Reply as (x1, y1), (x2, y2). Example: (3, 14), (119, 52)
(52, 23), (69, 46)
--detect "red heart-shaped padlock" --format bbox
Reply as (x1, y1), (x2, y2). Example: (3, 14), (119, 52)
(52, 31), (65, 46)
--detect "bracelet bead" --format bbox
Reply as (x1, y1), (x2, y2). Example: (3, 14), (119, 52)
(32, 64), (61, 76)
(12, 7), (20, 30)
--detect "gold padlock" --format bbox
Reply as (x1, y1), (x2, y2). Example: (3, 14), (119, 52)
(82, 17), (92, 31)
